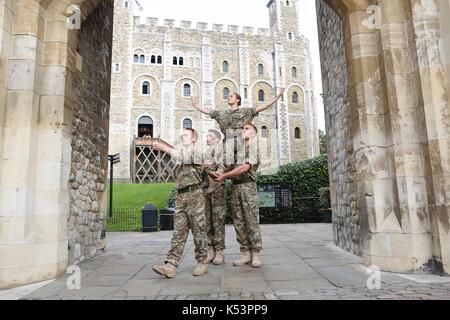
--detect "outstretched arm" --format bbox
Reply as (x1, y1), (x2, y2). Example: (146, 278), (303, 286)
(213, 164), (251, 182)
(255, 88), (285, 114)
(153, 142), (183, 161)
(191, 97), (211, 115)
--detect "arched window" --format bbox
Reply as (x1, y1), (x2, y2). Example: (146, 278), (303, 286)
(258, 89), (265, 102)
(151, 55), (156, 64)
(179, 57), (184, 65)
(244, 87), (248, 99)
(223, 87), (230, 100)
(139, 55), (145, 63)
(183, 83), (191, 97)
(124, 1), (128, 8)
(114, 63), (120, 73)
(288, 32), (293, 40)
(258, 63), (264, 75)
(222, 61), (229, 73)
(286, 1), (290, 6)
(292, 66), (297, 78)
(295, 127), (301, 139)
(183, 118), (192, 129)
(261, 126), (268, 138)
(157, 56), (162, 64)
(173, 56), (178, 65)
(138, 116), (154, 137)
(142, 81), (150, 95)
(292, 92), (299, 103)
(133, 54), (139, 63)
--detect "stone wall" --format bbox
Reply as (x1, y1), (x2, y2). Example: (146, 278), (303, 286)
(316, 0), (361, 255)
(68, 1), (113, 264)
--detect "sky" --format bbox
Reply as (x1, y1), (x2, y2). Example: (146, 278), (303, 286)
(132, 0), (325, 131)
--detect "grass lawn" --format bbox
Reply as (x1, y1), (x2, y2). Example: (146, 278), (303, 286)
(106, 182), (175, 232)
(108, 182), (175, 210)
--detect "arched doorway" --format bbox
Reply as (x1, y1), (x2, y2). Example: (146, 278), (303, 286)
(137, 116), (154, 137)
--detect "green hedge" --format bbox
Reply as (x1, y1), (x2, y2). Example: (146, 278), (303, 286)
(257, 154), (329, 223)
(167, 154), (330, 224)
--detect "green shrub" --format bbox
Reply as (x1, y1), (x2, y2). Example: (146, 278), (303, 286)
(257, 154), (329, 223)
(166, 154), (330, 224)
(319, 187), (331, 209)
(167, 186), (177, 208)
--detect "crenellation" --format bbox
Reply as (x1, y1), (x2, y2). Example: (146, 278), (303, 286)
(196, 22), (208, 30)
(258, 28), (270, 36)
(164, 19), (175, 28)
(181, 20), (192, 28)
(228, 25), (239, 34)
(213, 24), (223, 32)
(243, 26), (254, 35)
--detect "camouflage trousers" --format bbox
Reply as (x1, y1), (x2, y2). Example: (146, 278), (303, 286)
(165, 187), (208, 267)
(231, 182), (262, 253)
(204, 186), (227, 251)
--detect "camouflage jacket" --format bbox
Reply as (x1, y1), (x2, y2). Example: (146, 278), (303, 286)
(209, 107), (258, 138)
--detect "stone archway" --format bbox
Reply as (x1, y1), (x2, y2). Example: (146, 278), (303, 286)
(0, 0), (449, 289)
(0, 0), (113, 288)
(316, 0), (450, 274)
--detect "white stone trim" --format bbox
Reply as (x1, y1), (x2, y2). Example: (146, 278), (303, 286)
(134, 114), (155, 137)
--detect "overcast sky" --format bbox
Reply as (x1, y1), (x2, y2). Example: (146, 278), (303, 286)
(133, 0), (325, 130)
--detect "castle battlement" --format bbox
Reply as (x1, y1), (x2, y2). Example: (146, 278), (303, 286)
(133, 16), (272, 38)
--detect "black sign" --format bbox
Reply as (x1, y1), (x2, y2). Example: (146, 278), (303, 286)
(257, 184), (292, 208)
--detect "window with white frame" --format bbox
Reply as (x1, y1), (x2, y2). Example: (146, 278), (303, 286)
(114, 63), (121, 73)
(292, 66), (297, 78)
(222, 60), (229, 73)
(183, 118), (192, 129)
(258, 89), (265, 102)
(261, 126), (268, 138)
(183, 83), (191, 97)
(295, 127), (301, 139)
(292, 92), (299, 103)
(223, 87), (230, 100)
(142, 81), (151, 95)
(258, 63), (264, 76)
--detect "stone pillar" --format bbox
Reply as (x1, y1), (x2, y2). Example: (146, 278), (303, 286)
(201, 36), (214, 132)
(161, 32), (175, 144)
(410, 0), (450, 274)
(0, 0), (69, 289)
(109, 0), (133, 182)
(273, 42), (290, 166)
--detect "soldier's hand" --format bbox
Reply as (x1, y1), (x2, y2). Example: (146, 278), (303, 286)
(214, 173), (226, 182)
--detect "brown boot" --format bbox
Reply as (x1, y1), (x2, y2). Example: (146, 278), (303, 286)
(193, 262), (208, 276)
(205, 247), (215, 264)
(213, 250), (224, 265)
(152, 263), (176, 278)
(251, 252), (262, 268)
(233, 252), (252, 266)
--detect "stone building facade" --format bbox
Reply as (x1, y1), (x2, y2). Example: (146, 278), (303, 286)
(109, 0), (320, 181)
(0, 0), (449, 290)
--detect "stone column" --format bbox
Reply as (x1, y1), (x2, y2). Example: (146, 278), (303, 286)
(201, 36), (214, 132)
(0, 0), (69, 289)
(410, 0), (450, 274)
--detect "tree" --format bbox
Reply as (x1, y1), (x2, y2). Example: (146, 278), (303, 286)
(319, 129), (328, 155)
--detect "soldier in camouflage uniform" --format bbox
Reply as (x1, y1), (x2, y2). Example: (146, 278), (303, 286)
(214, 124), (263, 268)
(152, 128), (208, 278)
(202, 129), (227, 265)
(191, 89), (284, 164)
